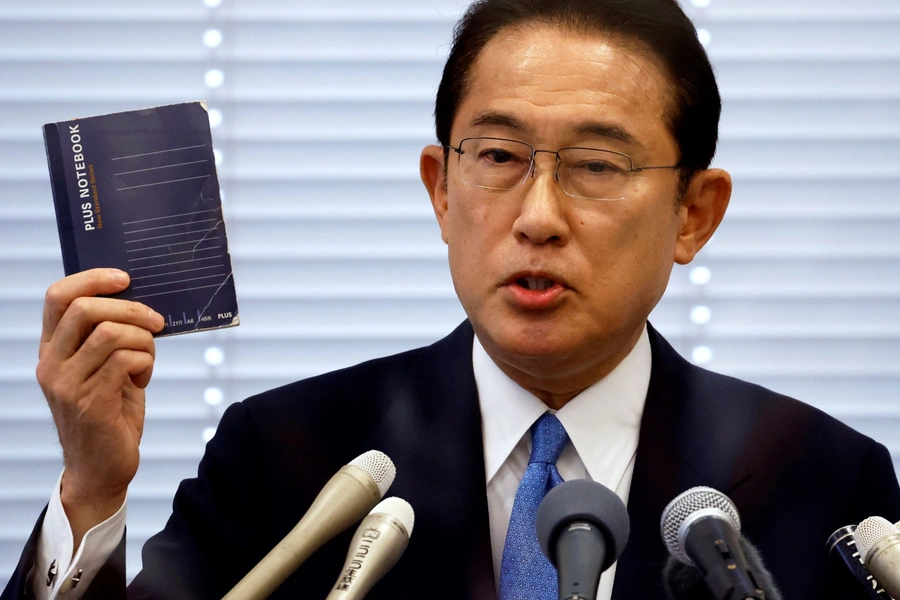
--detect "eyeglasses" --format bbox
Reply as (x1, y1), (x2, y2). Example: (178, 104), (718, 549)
(446, 137), (680, 201)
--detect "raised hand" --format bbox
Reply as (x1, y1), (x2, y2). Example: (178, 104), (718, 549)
(36, 268), (164, 548)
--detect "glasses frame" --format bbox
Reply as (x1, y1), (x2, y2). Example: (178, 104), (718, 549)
(446, 136), (681, 201)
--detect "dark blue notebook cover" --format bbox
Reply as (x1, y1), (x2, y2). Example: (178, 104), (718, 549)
(43, 101), (239, 336)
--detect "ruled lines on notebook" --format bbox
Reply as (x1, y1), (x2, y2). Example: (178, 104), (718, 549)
(122, 208), (230, 300)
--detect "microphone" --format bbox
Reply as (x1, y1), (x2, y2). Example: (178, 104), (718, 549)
(663, 537), (782, 600)
(222, 450), (396, 600)
(325, 497), (415, 600)
(535, 479), (630, 600)
(660, 486), (779, 600)
(854, 517), (900, 599)
(827, 525), (893, 599)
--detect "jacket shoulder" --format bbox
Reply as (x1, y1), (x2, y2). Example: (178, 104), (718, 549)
(648, 323), (880, 456)
(235, 320), (476, 445)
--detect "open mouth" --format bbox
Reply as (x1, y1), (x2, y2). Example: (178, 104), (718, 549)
(517, 276), (556, 291)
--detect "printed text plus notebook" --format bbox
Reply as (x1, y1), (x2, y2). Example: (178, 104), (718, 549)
(43, 101), (239, 336)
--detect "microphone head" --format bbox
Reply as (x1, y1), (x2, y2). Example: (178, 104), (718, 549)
(853, 516), (900, 562)
(348, 450), (396, 497)
(660, 486), (741, 565)
(535, 478), (630, 571)
(370, 497), (415, 537)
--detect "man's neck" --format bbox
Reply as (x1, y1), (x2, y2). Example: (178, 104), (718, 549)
(477, 323), (647, 410)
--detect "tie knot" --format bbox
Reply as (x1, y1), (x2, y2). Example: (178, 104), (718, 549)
(529, 413), (569, 465)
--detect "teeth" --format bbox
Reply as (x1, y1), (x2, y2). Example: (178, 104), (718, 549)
(522, 277), (553, 291)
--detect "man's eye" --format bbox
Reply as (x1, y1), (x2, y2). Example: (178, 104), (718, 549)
(574, 160), (623, 175)
(584, 161), (612, 173)
(481, 149), (517, 164)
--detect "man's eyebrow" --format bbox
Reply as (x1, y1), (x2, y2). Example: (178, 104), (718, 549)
(467, 114), (642, 149)
(468, 111), (533, 135)
(571, 122), (643, 148)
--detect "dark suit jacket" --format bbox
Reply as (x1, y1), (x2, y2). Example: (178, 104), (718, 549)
(4, 321), (900, 599)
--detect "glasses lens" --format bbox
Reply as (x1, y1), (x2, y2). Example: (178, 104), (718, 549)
(557, 148), (632, 200)
(457, 138), (533, 191)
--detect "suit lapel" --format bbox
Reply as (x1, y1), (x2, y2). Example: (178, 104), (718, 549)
(612, 325), (757, 599)
(360, 321), (762, 600)
(366, 321), (497, 600)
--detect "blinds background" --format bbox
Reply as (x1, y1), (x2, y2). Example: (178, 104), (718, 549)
(1, 0), (898, 588)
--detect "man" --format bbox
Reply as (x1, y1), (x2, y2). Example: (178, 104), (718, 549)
(4, 0), (899, 599)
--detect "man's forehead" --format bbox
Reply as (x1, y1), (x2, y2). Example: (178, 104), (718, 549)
(455, 25), (673, 150)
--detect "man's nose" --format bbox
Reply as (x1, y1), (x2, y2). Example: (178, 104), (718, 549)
(512, 154), (570, 246)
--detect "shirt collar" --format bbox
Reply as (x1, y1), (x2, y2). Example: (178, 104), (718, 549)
(474, 325), (652, 487)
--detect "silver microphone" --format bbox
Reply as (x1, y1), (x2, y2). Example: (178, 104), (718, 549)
(854, 517), (900, 600)
(222, 450), (396, 600)
(661, 487), (779, 600)
(325, 497), (415, 600)
(827, 525), (893, 599)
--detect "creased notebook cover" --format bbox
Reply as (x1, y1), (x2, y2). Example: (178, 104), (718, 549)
(43, 101), (239, 336)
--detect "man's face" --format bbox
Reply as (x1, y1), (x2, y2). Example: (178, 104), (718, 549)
(421, 25), (727, 397)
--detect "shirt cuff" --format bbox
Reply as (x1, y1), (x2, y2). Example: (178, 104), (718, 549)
(33, 471), (126, 600)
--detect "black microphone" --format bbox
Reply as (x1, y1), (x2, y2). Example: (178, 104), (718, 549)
(660, 486), (779, 600)
(827, 525), (893, 599)
(664, 536), (782, 600)
(535, 479), (630, 600)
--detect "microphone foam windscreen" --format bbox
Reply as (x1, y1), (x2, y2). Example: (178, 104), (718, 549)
(535, 478), (630, 570)
(349, 450), (396, 497)
(662, 555), (713, 600)
(854, 516), (900, 562)
(662, 537), (782, 600)
(371, 497), (415, 536)
(660, 486), (741, 565)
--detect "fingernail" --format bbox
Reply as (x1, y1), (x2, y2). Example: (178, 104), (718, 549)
(111, 270), (129, 286)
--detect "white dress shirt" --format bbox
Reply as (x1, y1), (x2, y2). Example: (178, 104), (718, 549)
(33, 472), (126, 600)
(474, 325), (651, 600)
(33, 324), (650, 600)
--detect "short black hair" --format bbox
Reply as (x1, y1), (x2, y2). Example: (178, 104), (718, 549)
(435, 0), (721, 193)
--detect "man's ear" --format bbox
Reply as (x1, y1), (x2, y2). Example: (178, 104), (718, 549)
(674, 168), (732, 264)
(420, 144), (450, 244)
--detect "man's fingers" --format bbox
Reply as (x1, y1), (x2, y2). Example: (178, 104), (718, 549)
(122, 348), (156, 389)
(40, 321), (157, 404)
(94, 348), (156, 392)
(42, 269), (132, 345)
(47, 296), (163, 360)
(66, 321), (157, 383)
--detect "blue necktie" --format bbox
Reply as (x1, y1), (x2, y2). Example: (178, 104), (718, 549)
(499, 413), (571, 600)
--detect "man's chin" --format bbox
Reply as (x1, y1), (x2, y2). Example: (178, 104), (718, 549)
(472, 312), (640, 371)
(477, 322), (588, 365)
